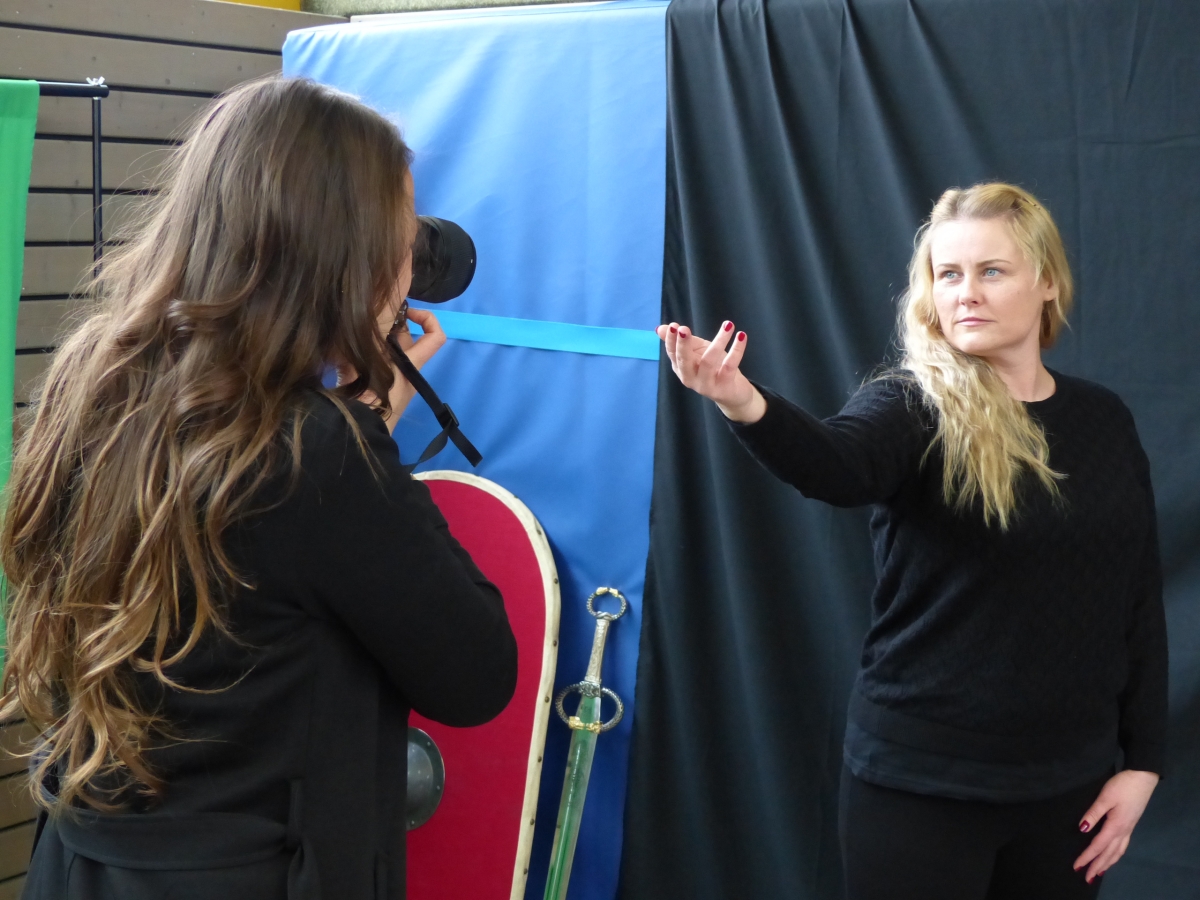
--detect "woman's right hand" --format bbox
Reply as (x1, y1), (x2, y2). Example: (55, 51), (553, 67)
(656, 321), (767, 424)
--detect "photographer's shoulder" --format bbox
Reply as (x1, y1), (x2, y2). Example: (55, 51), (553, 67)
(293, 390), (405, 486)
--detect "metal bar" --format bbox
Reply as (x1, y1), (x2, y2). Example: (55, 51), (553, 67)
(37, 81), (111, 99)
(92, 96), (103, 262)
(35, 81), (108, 261)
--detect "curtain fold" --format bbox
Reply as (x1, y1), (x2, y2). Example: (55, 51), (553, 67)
(620, 1), (1200, 897)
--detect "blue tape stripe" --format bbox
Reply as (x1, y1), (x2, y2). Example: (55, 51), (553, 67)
(414, 309), (661, 361)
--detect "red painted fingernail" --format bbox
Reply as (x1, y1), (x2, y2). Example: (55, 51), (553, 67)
(1098, 871), (1106, 878)
(724, 321), (734, 332)
(737, 332), (746, 342)
(1079, 822), (1090, 833)
(669, 325), (677, 333)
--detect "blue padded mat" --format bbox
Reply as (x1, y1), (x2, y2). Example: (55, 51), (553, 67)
(284, 4), (667, 898)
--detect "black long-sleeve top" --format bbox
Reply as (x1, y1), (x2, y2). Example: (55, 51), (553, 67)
(24, 394), (518, 900)
(729, 370), (1167, 801)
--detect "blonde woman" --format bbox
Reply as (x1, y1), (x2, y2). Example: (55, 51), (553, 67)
(657, 183), (1166, 900)
(1, 77), (517, 899)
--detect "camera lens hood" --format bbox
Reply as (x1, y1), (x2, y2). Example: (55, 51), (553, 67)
(408, 216), (478, 304)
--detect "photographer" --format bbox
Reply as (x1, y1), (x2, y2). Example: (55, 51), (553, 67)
(0, 76), (517, 899)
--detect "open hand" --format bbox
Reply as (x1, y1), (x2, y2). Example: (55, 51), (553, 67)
(1074, 769), (1159, 884)
(656, 321), (766, 423)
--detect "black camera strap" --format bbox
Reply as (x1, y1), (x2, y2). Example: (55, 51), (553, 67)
(386, 333), (483, 473)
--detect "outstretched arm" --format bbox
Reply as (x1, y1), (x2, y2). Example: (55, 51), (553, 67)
(658, 320), (927, 505)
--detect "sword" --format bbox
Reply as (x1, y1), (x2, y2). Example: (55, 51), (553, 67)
(542, 587), (627, 900)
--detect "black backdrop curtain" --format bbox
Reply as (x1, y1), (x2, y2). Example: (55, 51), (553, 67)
(619, 1), (1200, 898)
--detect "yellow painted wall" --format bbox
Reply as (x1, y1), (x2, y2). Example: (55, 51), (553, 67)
(219, 0), (303, 11)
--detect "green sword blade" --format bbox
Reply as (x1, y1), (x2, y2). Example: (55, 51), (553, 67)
(543, 588), (626, 900)
(543, 693), (601, 900)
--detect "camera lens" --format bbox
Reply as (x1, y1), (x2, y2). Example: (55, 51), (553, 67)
(408, 216), (477, 303)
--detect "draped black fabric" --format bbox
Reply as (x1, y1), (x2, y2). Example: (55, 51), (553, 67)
(619, 1), (1200, 898)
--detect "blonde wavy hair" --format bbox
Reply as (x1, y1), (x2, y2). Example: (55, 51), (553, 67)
(0, 77), (415, 812)
(899, 182), (1073, 529)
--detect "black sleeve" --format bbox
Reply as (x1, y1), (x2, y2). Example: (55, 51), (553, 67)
(1117, 424), (1169, 775)
(727, 377), (931, 507)
(298, 399), (518, 727)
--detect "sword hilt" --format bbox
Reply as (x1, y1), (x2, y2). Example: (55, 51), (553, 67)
(555, 682), (625, 733)
(555, 587), (627, 732)
(581, 587), (626, 684)
(586, 586), (627, 621)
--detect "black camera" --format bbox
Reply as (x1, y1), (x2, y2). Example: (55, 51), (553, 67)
(388, 215), (482, 470)
(408, 216), (477, 303)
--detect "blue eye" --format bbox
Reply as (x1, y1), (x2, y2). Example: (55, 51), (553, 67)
(984, 267), (1000, 277)
(940, 271), (959, 281)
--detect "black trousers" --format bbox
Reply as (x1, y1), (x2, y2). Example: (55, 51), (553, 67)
(839, 767), (1106, 900)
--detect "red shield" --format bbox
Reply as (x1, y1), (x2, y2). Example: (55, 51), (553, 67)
(409, 471), (560, 900)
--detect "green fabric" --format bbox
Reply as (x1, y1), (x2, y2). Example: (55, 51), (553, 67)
(0, 79), (39, 672)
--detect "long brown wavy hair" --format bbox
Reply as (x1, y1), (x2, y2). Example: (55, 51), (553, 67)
(0, 76), (415, 811)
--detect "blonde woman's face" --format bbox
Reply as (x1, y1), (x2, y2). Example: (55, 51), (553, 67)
(929, 217), (1055, 363)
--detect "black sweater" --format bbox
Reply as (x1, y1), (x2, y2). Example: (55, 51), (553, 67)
(24, 394), (518, 900)
(730, 370), (1167, 801)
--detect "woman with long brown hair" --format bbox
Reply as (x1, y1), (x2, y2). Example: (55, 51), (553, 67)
(658, 183), (1166, 899)
(1, 76), (517, 899)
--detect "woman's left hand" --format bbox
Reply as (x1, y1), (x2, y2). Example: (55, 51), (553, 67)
(379, 306), (446, 431)
(337, 305), (448, 432)
(1074, 769), (1160, 884)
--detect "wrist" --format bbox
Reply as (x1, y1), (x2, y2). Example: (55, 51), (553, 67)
(1121, 769), (1160, 782)
(717, 388), (766, 424)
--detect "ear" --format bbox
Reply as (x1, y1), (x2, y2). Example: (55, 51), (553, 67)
(1040, 272), (1057, 304)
